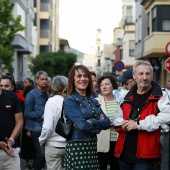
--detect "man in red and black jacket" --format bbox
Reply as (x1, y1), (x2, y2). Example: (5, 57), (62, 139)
(113, 60), (170, 170)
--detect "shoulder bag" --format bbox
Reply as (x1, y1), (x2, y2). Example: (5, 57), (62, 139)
(55, 103), (73, 140)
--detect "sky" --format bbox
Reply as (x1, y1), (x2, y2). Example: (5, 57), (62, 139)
(59, 0), (122, 53)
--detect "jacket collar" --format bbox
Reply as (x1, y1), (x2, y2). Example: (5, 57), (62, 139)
(124, 81), (162, 101)
(71, 91), (86, 100)
(34, 87), (46, 96)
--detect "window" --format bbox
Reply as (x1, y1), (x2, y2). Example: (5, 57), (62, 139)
(162, 20), (170, 31)
(136, 16), (142, 42)
(127, 6), (133, 23)
(151, 5), (170, 32)
(98, 59), (100, 67)
(147, 13), (150, 35)
(152, 7), (156, 32)
(135, 19), (138, 43)
(129, 40), (135, 57)
(40, 45), (49, 53)
(139, 16), (142, 40)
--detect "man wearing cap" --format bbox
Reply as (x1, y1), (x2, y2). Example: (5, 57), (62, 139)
(0, 72), (23, 169)
(116, 68), (136, 104)
(117, 68), (136, 91)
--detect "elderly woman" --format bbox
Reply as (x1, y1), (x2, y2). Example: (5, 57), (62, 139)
(96, 75), (120, 170)
(39, 75), (68, 170)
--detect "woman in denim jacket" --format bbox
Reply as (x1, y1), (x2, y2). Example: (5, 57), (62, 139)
(64, 65), (110, 170)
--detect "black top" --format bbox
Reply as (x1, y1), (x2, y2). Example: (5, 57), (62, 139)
(0, 89), (21, 144)
(121, 89), (152, 162)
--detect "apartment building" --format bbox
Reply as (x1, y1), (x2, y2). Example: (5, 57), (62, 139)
(113, 0), (136, 71)
(36, 0), (59, 54)
(121, 0), (136, 68)
(141, 0), (170, 86)
(95, 28), (102, 76)
(113, 26), (122, 62)
(95, 28), (116, 76)
(11, 0), (36, 81)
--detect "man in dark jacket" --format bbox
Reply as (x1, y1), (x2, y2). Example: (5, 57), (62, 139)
(24, 71), (50, 170)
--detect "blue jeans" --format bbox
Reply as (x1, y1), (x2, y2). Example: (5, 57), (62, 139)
(31, 131), (45, 170)
(118, 159), (155, 170)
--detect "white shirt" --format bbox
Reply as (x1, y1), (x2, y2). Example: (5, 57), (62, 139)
(39, 95), (66, 147)
(166, 89), (170, 98)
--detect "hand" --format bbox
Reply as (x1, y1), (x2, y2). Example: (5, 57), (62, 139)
(99, 114), (104, 120)
(122, 120), (138, 132)
(0, 139), (14, 157)
(26, 131), (31, 137)
(40, 143), (45, 148)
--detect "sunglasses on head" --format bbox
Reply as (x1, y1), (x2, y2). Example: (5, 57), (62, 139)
(2, 75), (13, 80)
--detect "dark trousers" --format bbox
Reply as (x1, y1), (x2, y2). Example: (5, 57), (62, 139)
(118, 159), (155, 170)
(98, 141), (120, 170)
(31, 131), (45, 170)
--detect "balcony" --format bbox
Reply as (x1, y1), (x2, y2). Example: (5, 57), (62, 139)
(12, 34), (33, 54)
(40, 3), (49, 12)
(122, 16), (134, 28)
(40, 30), (50, 38)
(143, 32), (169, 58)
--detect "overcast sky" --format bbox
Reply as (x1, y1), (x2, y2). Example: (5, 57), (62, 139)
(59, 0), (122, 53)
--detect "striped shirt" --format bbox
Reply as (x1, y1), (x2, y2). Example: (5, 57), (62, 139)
(105, 100), (118, 141)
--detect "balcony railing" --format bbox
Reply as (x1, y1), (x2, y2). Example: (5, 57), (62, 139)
(40, 30), (49, 38)
(40, 3), (49, 12)
(122, 16), (134, 27)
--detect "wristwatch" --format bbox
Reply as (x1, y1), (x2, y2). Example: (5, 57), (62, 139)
(136, 121), (142, 130)
(9, 137), (15, 145)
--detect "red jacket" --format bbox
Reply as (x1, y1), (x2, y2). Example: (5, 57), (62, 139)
(16, 91), (25, 101)
(114, 82), (162, 159)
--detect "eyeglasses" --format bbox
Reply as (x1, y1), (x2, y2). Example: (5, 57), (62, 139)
(2, 75), (13, 80)
(124, 80), (134, 86)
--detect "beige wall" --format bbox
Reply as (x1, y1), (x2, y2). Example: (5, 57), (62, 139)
(83, 54), (96, 71)
(37, 0), (59, 54)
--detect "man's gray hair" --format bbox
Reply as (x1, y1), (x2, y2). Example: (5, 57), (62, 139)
(35, 71), (48, 79)
(133, 60), (153, 75)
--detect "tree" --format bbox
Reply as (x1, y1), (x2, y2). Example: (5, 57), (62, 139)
(0, 0), (25, 72)
(30, 51), (77, 77)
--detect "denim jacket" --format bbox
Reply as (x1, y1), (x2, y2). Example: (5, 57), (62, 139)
(63, 91), (110, 142)
(24, 87), (50, 132)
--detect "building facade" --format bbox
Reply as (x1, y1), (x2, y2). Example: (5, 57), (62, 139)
(10, 0), (37, 81)
(141, 0), (170, 86)
(36, 0), (59, 54)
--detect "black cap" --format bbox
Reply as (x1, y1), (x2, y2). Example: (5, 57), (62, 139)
(117, 68), (133, 82)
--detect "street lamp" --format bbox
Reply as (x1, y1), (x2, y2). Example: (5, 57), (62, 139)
(106, 60), (111, 75)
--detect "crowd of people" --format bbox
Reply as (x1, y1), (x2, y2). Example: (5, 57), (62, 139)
(0, 60), (170, 170)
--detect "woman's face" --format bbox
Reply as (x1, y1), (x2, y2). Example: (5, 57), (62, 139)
(0, 79), (13, 91)
(24, 79), (32, 87)
(74, 69), (89, 94)
(100, 78), (114, 96)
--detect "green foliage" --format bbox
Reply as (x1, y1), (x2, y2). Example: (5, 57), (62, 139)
(0, 0), (25, 72)
(30, 51), (77, 78)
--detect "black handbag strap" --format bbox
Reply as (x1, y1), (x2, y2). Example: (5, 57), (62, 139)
(60, 95), (76, 119)
(60, 103), (64, 120)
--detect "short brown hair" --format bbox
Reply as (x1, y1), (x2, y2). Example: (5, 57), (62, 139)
(67, 65), (93, 96)
(98, 75), (118, 93)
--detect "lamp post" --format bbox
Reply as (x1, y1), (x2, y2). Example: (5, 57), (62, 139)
(106, 60), (111, 75)
(110, 54), (115, 74)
